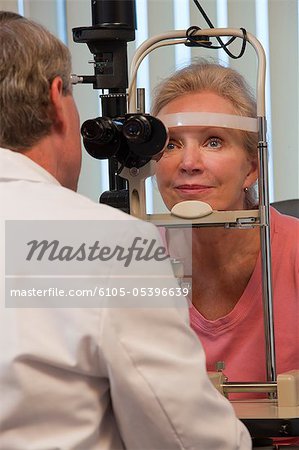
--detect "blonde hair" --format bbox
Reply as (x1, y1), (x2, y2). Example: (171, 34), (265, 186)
(151, 59), (258, 207)
(0, 12), (72, 150)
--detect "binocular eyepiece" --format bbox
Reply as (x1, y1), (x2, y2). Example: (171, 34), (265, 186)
(81, 113), (168, 169)
(122, 115), (151, 144)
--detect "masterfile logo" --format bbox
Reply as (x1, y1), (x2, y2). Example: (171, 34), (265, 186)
(5, 220), (191, 308)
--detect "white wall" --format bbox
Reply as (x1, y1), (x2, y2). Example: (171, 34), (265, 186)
(1, 0), (298, 208)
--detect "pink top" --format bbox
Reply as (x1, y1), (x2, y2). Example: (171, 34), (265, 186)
(160, 206), (298, 443)
(189, 207), (299, 386)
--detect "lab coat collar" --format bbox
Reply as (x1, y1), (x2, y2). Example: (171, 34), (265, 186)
(0, 147), (60, 186)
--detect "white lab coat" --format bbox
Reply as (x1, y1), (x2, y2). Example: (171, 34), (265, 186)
(0, 147), (251, 450)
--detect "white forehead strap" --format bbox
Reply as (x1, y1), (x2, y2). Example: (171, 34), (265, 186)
(159, 112), (258, 132)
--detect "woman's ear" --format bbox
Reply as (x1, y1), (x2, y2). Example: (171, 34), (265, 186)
(244, 158), (258, 189)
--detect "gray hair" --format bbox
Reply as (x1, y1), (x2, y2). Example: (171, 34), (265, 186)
(0, 11), (72, 150)
(151, 59), (259, 208)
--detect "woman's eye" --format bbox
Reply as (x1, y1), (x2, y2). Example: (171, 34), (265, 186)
(165, 140), (179, 151)
(206, 137), (222, 149)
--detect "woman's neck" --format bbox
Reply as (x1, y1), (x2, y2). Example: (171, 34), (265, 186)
(192, 226), (260, 263)
(190, 226), (261, 320)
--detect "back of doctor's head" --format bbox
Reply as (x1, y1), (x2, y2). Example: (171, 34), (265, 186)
(0, 11), (72, 151)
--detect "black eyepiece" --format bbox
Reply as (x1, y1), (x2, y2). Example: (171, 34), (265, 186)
(81, 117), (116, 144)
(80, 117), (122, 160)
(122, 115), (151, 144)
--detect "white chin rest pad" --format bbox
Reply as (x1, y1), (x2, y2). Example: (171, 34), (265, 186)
(171, 201), (213, 219)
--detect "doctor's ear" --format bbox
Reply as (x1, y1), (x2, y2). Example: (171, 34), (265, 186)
(49, 77), (66, 131)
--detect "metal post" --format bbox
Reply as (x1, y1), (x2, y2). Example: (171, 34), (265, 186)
(258, 116), (277, 388)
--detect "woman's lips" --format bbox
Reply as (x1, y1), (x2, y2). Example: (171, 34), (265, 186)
(174, 185), (213, 195)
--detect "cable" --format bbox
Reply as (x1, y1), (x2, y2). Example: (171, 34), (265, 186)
(186, 26), (247, 59)
(190, 0), (247, 59)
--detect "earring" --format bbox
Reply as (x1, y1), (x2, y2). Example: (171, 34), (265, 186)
(244, 187), (249, 193)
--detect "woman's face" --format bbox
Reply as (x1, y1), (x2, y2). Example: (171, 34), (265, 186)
(156, 91), (258, 211)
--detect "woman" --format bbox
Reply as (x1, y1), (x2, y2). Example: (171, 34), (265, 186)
(152, 60), (298, 390)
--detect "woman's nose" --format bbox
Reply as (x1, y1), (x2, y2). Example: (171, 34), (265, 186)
(179, 144), (204, 174)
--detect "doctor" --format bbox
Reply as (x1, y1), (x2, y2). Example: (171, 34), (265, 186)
(0, 12), (251, 450)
